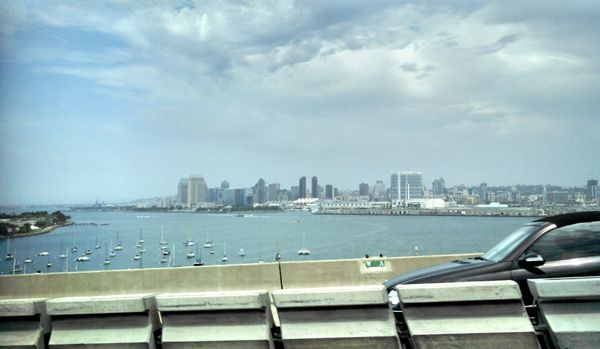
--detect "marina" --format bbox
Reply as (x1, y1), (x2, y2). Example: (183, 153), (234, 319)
(0, 210), (531, 274)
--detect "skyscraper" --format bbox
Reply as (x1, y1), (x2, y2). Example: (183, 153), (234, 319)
(299, 176), (307, 199)
(254, 178), (267, 204)
(479, 182), (488, 204)
(311, 176), (318, 199)
(187, 175), (208, 207)
(373, 180), (386, 200)
(325, 184), (333, 199)
(268, 183), (280, 201)
(359, 183), (369, 196)
(177, 178), (189, 207)
(587, 179), (598, 202)
(432, 178), (446, 196)
(391, 171), (423, 201)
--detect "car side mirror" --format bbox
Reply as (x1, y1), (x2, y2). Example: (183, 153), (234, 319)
(519, 253), (545, 268)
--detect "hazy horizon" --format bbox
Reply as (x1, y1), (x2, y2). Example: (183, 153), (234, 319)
(1, 1), (599, 205)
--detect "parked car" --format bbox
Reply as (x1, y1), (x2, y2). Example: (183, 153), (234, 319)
(385, 211), (600, 306)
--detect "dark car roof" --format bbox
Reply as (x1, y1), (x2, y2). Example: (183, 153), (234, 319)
(534, 211), (600, 228)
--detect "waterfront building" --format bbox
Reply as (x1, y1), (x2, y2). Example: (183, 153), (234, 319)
(268, 183), (280, 202)
(311, 176), (319, 199)
(254, 178), (267, 204)
(588, 179), (598, 202)
(432, 178), (446, 196)
(391, 171), (423, 201)
(546, 191), (569, 205)
(177, 178), (189, 207)
(276, 189), (289, 201)
(325, 184), (333, 200)
(187, 176), (208, 207)
(299, 177), (307, 199)
(359, 183), (369, 197)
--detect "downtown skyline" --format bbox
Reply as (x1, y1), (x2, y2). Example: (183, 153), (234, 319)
(1, 1), (599, 205)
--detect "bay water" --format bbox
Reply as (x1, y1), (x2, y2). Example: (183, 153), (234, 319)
(0, 210), (532, 274)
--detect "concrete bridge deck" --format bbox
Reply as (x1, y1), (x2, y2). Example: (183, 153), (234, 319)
(1, 254), (598, 349)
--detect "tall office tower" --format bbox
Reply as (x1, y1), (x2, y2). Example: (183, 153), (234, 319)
(479, 182), (488, 204)
(587, 179), (598, 202)
(177, 178), (189, 206)
(299, 176), (307, 198)
(432, 178), (446, 196)
(372, 180), (386, 200)
(359, 183), (369, 197)
(311, 176), (318, 199)
(268, 183), (280, 201)
(391, 171), (423, 201)
(325, 184), (333, 199)
(254, 178), (267, 204)
(187, 175), (208, 207)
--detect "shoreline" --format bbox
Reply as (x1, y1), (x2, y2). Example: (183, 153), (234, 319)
(0, 222), (73, 239)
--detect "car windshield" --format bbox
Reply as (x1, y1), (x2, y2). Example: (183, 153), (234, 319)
(481, 224), (541, 262)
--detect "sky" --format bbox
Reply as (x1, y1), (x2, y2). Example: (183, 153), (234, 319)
(1, 0), (599, 205)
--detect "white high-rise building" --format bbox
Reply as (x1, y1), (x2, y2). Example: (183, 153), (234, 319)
(187, 175), (208, 207)
(390, 171), (423, 201)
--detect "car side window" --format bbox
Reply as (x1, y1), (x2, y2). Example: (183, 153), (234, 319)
(525, 222), (600, 262)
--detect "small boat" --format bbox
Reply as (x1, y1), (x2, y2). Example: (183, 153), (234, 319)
(162, 248), (170, 256)
(59, 252), (67, 259)
(133, 254), (141, 261)
(239, 248), (246, 257)
(24, 258), (33, 264)
(297, 232), (311, 256)
(71, 246), (78, 253)
(160, 256), (167, 264)
(103, 258), (111, 265)
(209, 249), (214, 255)
(194, 246), (204, 266)
(185, 245), (196, 259)
(221, 244), (228, 263)
(84, 250), (92, 255)
(75, 256), (90, 262)
(139, 248), (147, 253)
(4, 237), (14, 260)
(183, 227), (194, 246)
(108, 240), (116, 257)
(274, 252), (282, 261)
(95, 236), (101, 249)
(203, 232), (214, 248)
(13, 264), (23, 273)
(138, 229), (145, 244)
(159, 226), (169, 246)
(38, 251), (49, 256)
(46, 262), (52, 268)
(103, 243), (111, 265)
(114, 233), (123, 251)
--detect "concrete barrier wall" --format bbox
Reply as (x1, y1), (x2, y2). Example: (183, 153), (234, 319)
(0, 254), (479, 299)
(279, 253), (479, 288)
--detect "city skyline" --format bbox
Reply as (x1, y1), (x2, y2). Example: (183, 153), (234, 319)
(1, 1), (599, 205)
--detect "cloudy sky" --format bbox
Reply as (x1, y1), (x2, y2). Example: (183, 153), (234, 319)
(1, 0), (599, 205)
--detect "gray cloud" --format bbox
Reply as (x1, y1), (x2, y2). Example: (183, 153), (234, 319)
(1, 0), (599, 203)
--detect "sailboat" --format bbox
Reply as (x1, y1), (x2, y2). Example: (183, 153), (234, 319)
(69, 234), (78, 253)
(138, 229), (145, 244)
(108, 240), (116, 257)
(297, 232), (311, 256)
(4, 237), (14, 260)
(103, 243), (111, 265)
(114, 233), (124, 251)
(185, 244), (196, 259)
(184, 227), (194, 247)
(95, 236), (101, 249)
(203, 232), (214, 248)
(159, 226), (168, 246)
(221, 243), (228, 262)
(194, 245), (204, 266)
(239, 248), (246, 257)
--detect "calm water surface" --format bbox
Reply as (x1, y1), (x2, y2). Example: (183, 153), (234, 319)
(0, 210), (532, 274)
